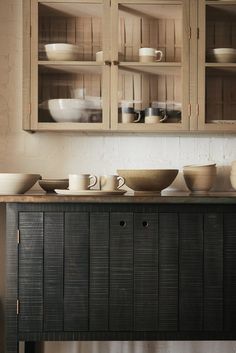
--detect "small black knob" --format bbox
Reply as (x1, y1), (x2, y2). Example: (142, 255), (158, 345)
(113, 60), (119, 65)
(104, 60), (111, 66)
(120, 220), (127, 228)
(142, 221), (149, 228)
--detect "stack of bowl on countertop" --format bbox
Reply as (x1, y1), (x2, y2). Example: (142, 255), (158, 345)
(230, 161), (236, 190)
(183, 164), (217, 194)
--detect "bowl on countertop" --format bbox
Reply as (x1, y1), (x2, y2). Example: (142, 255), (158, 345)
(117, 169), (179, 194)
(45, 43), (79, 61)
(183, 164), (217, 194)
(39, 179), (69, 193)
(0, 173), (41, 194)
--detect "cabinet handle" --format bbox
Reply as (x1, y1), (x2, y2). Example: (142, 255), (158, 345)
(142, 221), (149, 228)
(112, 60), (119, 65)
(120, 220), (127, 228)
(104, 60), (111, 66)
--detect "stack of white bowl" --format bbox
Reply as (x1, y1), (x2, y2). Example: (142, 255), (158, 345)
(230, 161), (236, 190)
(183, 164), (217, 194)
(45, 43), (79, 61)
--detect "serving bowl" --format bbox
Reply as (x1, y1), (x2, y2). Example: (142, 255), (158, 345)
(45, 43), (79, 61)
(0, 173), (41, 194)
(183, 164), (216, 193)
(117, 169), (178, 194)
(39, 179), (69, 193)
(39, 98), (102, 123)
(207, 48), (236, 63)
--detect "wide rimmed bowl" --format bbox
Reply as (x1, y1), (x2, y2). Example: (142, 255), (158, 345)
(39, 179), (69, 193)
(0, 173), (41, 194)
(117, 169), (179, 194)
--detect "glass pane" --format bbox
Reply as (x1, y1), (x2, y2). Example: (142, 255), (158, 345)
(206, 3), (236, 63)
(38, 3), (103, 61)
(38, 66), (103, 123)
(118, 66), (182, 124)
(206, 68), (236, 124)
(118, 3), (183, 63)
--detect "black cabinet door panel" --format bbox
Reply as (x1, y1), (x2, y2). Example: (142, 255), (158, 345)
(134, 213), (158, 331)
(179, 213), (203, 331)
(110, 213), (133, 331)
(159, 213), (179, 331)
(204, 213), (223, 331)
(19, 212), (44, 332)
(44, 212), (64, 332)
(64, 212), (89, 331)
(90, 213), (109, 331)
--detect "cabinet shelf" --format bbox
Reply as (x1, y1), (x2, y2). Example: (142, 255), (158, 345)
(38, 61), (103, 74)
(119, 62), (182, 75)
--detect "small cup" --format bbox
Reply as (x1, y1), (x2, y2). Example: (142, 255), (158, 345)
(144, 107), (167, 124)
(121, 107), (141, 124)
(69, 174), (97, 191)
(100, 175), (125, 191)
(139, 48), (163, 63)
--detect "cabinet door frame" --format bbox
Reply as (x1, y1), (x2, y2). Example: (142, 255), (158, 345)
(197, 0), (236, 132)
(110, 0), (191, 132)
(23, 0), (110, 132)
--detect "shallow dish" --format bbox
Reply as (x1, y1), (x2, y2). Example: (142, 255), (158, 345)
(45, 43), (79, 61)
(117, 169), (178, 194)
(39, 179), (69, 193)
(55, 189), (127, 196)
(0, 173), (41, 194)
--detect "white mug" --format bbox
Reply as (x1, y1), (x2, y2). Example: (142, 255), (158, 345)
(69, 174), (97, 191)
(100, 175), (125, 191)
(139, 47), (163, 63)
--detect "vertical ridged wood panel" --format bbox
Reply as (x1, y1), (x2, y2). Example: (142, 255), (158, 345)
(44, 212), (64, 331)
(159, 213), (179, 331)
(18, 212), (44, 332)
(110, 213), (133, 331)
(179, 213), (203, 331)
(134, 213), (158, 331)
(224, 214), (236, 331)
(204, 213), (223, 331)
(64, 212), (89, 331)
(90, 213), (109, 331)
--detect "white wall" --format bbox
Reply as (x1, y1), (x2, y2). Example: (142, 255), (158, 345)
(1, 0), (236, 352)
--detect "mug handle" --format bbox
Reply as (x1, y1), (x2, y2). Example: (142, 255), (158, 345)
(160, 114), (168, 123)
(89, 175), (97, 189)
(117, 176), (125, 189)
(155, 50), (163, 62)
(134, 111), (141, 123)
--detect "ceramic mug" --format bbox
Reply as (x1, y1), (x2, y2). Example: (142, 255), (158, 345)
(69, 174), (97, 190)
(144, 107), (167, 124)
(121, 107), (141, 123)
(100, 175), (125, 191)
(139, 47), (163, 63)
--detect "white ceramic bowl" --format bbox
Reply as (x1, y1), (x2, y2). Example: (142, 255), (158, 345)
(0, 173), (41, 194)
(208, 48), (236, 63)
(45, 43), (79, 61)
(39, 99), (102, 123)
(117, 169), (178, 194)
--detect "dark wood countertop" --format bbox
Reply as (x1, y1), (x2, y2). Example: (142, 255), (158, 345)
(1, 191), (236, 203)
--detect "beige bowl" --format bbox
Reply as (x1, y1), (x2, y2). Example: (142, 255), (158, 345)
(39, 179), (69, 193)
(0, 173), (41, 194)
(45, 43), (79, 61)
(183, 171), (216, 193)
(117, 169), (178, 194)
(183, 163), (216, 172)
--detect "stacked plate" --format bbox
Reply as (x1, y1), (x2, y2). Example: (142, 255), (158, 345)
(230, 161), (236, 190)
(207, 48), (236, 63)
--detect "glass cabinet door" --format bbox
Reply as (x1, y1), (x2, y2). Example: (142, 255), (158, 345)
(30, 0), (110, 130)
(110, 0), (190, 131)
(198, 0), (236, 132)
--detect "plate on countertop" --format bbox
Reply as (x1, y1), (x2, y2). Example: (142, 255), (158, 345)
(54, 189), (127, 196)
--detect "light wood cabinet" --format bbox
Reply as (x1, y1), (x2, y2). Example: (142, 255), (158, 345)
(23, 0), (236, 132)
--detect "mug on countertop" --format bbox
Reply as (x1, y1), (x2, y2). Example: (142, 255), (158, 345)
(100, 175), (125, 191)
(69, 174), (97, 191)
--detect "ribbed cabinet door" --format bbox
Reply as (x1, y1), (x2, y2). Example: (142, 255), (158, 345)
(179, 213), (203, 331)
(18, 212), (44, 332)
(134, 213), (158, 331)
(64, 212), (89, 331)
(90, 213), (109, 331)
(110, 213), (133, 331)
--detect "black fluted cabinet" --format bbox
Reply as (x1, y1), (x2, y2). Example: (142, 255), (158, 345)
(5, 203), (236, 353)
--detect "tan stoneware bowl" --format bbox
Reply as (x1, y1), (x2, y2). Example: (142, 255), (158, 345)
(0, 173), (41, 194)
(39, 179), (69, 193)
(183, 171), (216, 193)
(183, 163), (216, 174)
(117, 169), (178, 194)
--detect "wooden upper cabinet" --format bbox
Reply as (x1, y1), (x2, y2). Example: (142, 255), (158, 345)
(23, 0), (236, 133)
(198, 0), (236, 132)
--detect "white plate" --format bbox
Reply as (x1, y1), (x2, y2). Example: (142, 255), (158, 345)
(55, 189), (127, 196)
